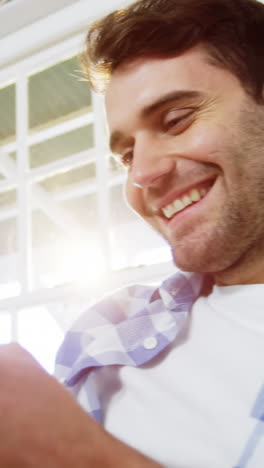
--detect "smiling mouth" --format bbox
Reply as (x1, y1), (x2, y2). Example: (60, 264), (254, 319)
(161, 183), (213, 219)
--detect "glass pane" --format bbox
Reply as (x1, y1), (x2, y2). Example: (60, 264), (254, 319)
(18, 306), (64, 373)
(32, 209), (68, 287)
(40, 162), (95, 193)
(0, 313), (12, 344)
(61, 192), (97, 229)
(0, 217), (17, 257)
(0, 190), (20, 297)
(29, 124), (94, 168)
(29, 56), (91, 131)
(0, 83), (15, 146)
(32, 209), (67, 248)
(0, 189), (16, 208)
(32, 191), (103, 288)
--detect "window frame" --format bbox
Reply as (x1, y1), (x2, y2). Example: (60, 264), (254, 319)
(0, 0), (174, 342)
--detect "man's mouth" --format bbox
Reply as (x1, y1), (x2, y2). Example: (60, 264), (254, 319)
(161, 185), (210, 219)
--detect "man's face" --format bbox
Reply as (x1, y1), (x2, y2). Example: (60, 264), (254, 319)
(105, 45), (264, 282)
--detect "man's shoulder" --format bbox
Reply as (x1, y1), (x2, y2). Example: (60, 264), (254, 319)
(63, 269), (202, 333)
(54, 270), (203, 384)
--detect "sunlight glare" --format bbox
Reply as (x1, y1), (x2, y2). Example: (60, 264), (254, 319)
(55, 237), (107, 287)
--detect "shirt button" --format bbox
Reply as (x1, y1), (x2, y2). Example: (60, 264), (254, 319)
(143, 336), (158, 350)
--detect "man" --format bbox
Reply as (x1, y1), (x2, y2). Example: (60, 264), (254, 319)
(1, 0), (264, 466)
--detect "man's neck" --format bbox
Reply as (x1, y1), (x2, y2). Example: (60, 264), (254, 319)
(213, 250), (264, 286)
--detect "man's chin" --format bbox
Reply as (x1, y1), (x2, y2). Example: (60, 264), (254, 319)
(171, 246), (229, 275)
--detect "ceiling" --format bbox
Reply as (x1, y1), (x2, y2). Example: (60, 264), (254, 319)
(0, 0), (81, 39)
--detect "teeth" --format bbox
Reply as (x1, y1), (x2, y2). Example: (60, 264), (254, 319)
(163, 204), (175, 218)
(190, 189), (201, 202)
(172, 199), (185, 212)
(162, 186), (208, 219)
(182, 195), (192, 207)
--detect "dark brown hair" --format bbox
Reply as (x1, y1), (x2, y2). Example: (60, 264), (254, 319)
(81, 0), (264, 101)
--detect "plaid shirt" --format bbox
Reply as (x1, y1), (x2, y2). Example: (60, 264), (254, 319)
(55, 270), (203, 423)
(55, 270), (264, 468)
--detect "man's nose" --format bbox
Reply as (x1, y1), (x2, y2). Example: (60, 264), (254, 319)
(131, 133), (175, 188)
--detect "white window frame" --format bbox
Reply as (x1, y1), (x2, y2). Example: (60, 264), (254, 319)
(0, 0), (174, 340)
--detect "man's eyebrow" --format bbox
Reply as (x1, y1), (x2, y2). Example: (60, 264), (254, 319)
(109, 90), (201, 153)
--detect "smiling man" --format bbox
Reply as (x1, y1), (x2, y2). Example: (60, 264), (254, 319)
(54, 0), (264, 467)
(7, 0), (256, 468)
(54, 0), (264, 466)
(1, 0), (264, 467)
(106, 47), (264, 284)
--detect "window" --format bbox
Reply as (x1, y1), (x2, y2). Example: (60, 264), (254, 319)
(0, 3), (173, 372)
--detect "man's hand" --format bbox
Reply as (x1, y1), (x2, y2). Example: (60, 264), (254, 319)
(0, 343), (162, 467)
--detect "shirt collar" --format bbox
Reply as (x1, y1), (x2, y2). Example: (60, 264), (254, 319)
(55, 271), (203, 388)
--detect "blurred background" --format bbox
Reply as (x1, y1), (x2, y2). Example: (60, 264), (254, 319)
(0, 0), (174, 372)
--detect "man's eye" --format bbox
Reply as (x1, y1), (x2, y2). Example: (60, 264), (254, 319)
(163, 109), (194, 132)
(165, 117), (182, 128)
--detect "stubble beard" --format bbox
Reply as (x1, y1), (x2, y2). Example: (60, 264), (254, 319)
(168, 104), (264, 279)
(169, 195), (262, 276)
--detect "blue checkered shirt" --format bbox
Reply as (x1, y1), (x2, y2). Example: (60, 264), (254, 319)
(55, 270), (203, 423)
(54, 269), (264, 467)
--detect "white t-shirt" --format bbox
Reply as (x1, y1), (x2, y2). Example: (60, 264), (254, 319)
(95, 284), (264, 468)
